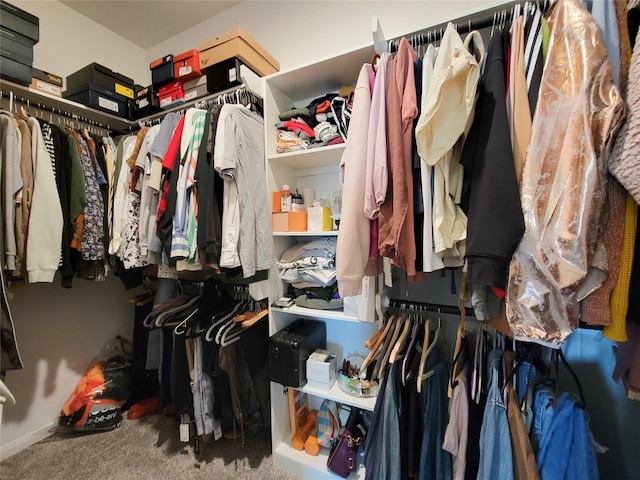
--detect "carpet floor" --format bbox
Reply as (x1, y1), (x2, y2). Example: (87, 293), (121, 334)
(1, 415), (298, 480)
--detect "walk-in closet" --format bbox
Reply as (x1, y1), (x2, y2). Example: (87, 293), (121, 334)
(1, 1), (639, 479)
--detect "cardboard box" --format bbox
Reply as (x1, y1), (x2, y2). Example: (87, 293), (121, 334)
(306, 349), (336, 390)
(158, 81), (184, 108)
(29, 78), (61, 97)
(32, 67), (62, 87)
(150, 54), (174, 87)
(307, 206), (333, 232)
(183, 75), (208, 102)
(272, 212), (307, 232)
(272, 191), (282, 213)
(199, 27), (279, 77)
(0, 1), (39, 44)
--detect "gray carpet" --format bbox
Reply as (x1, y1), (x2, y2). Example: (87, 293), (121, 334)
(1, 415), (298, 479)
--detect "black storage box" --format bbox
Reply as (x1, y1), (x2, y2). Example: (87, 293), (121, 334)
(132, 85), (162, 119)
(150, 54), (174, 87)
(269, 318), (326, 388)
(32, 67), (62, 87)
(0, 1), (39, 44)
(0, 26), (33, 65)
(205, 57), (243, 94)
(66, 62), (135, 100)
(63, 83), (128, 117)
(0, 54), (31, 85)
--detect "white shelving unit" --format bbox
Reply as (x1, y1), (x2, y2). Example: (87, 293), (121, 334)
(264, 43), (378, 480)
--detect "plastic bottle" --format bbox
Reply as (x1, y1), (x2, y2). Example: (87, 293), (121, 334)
(281, 185), (292, 212)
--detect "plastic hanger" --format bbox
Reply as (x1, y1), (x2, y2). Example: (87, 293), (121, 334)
(416, 318), (432, 393)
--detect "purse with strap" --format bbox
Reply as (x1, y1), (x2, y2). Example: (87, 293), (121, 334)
(327, 407), (366, 478)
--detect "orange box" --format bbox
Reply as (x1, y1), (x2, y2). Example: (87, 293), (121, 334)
(272, 212), (307, 232)
(272, 191), (282, 212)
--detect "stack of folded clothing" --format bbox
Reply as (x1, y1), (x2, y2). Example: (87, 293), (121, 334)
(277, 237), (342, 310)
(275, 90), (353, 153)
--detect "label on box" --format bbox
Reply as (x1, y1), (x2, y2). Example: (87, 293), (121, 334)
(137, 98), (149, 109)
(98, 96), (119, 113)
(228, 67), (237, 82)
(179, 65), (192, 77)
(184, 90), (197, 101)
(115, 83), (134, 99)
(35, 80), (61, 96)
(160, 96), (174, 107)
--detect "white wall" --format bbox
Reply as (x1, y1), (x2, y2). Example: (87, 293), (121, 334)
(10, 0), (149, 87)
(146, 0), (507, 75)
(0, 276), (135, 459)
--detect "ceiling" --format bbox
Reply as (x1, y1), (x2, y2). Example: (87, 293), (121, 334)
(60, 0), (242, 49)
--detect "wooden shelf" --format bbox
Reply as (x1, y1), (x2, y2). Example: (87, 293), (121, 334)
(271, 304), (359, 322)
(1, 78), (135, 133)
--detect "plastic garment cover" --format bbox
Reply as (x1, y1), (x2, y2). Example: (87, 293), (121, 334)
(506, 0), (626, 347)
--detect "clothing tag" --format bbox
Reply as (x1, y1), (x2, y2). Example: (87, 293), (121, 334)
(179, 422), (190, 442)
(213, 418), (222, 441)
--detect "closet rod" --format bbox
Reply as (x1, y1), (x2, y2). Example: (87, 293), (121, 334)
(388, 298), (476, 318)
(0, 88), (112, 134)
(136, 81), (263, 126)
(388, 0), (547, 52)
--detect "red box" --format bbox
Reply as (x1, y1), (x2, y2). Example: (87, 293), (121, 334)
(173, 49), (202, 82)
(158, 81), (184, 108)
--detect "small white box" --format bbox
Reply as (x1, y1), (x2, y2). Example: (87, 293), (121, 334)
(307, 206), (332, 232)
(306, 349), (336, 389)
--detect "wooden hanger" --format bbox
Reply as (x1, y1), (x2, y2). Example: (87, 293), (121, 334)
(359, 314), (395, 379)
(389, 312), (413, 363)
(377, 314), (405, 380)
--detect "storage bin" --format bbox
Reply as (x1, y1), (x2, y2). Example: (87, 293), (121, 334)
(272, 212), (307, 232)
(173, 49), (201, 82)
(0, 54), (31, 85)
(133, 85), (162, 118)
(0, 26), (33, 65)
(205, 57), (243, 94)
(32, 67), (62, 87)
(66, 62), (135, 99)
(199, 27), (279, 77)
(0, 1), (39, 44)
(63, 83), (128, 117)
(150, 54), (174, 86)
(183, 75), (208, 101)
(29, 78), (61, 97)
(158, 81), (184, 109)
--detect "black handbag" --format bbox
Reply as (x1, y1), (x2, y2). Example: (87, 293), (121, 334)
(327, 407), (367, 478)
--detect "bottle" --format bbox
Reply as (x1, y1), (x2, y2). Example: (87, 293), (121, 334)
(281, 185), (292, 212)
(292, 190), (305, 212)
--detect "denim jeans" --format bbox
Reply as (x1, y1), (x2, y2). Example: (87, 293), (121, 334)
(418, 361), (452, 480)
(530, 383), (555, 455)
(477, 349), (514, 480)
(536, 392), (599, 480)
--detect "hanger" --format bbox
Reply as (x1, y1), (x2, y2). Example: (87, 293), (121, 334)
(376, 311), (406, 380)
(389, 307), (413, 363)
(219, 298), (268, 346)
(416, 318), (432, 393)
(359, 313), (395, 379)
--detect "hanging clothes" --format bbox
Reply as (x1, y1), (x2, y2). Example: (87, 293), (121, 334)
(506, 0), (626, 347)
(336, 62), (373, 297)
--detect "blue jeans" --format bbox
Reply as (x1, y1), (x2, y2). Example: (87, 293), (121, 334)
(530, 383), (555, 455)
(477, 349), (514, 480)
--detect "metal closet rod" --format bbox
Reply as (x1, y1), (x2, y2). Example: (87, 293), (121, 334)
(136, 81), (263, 127)
(0, 89), (111, 132)
(389, 298), (476, 318)
(388, 0), (551, 52)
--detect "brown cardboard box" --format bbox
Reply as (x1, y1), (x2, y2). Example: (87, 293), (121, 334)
(199, 27), (279, 77)
(29, 78), (61, 97)
(272, 212), (307, 232)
